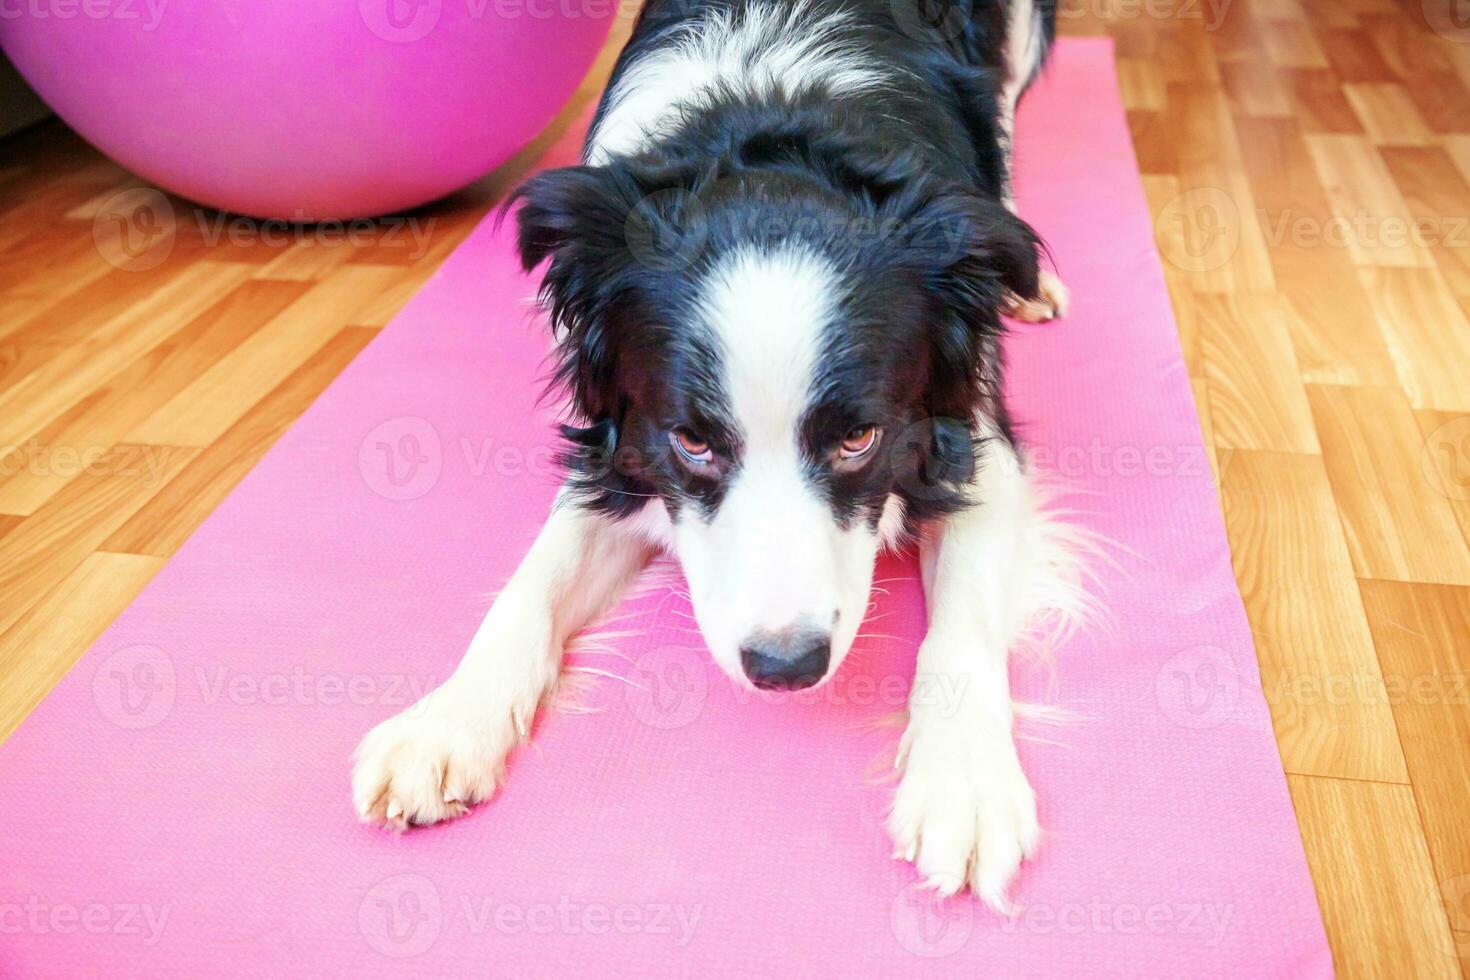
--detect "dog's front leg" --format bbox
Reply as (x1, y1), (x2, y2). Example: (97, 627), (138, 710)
(888, 434), (1047, 911)
(352, 495), (654, 829)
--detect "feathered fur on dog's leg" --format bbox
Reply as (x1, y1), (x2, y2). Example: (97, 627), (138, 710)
(888, 426), (1085, 911)
(352, 493), (654, 829)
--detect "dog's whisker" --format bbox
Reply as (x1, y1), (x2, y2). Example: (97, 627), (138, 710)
(563, 665), (648, 691)
(573, 648), (637, 665)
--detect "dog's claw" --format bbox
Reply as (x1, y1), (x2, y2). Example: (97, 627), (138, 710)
(352, 684), (528, 833)
(888, 711), (1040, 911)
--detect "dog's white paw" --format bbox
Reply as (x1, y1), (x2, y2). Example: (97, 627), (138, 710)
(888, 712), (1040, 913)
(351, 683), (531, 830)
(1005, 270), (1071, 323)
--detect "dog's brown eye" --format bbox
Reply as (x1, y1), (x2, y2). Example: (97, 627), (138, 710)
(670, 429), (713, 465)
(839, 425), (879, 459)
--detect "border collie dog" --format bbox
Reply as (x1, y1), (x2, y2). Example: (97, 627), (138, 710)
(354, 0), (1085, 908)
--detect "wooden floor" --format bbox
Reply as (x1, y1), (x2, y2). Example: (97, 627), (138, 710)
(2, 2), (1468, 975)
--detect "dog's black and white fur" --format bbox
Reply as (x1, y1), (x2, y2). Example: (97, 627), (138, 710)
(353, 0), (1086, 909)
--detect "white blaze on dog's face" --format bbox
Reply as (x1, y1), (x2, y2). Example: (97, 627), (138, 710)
(511, 162), (1038, 696)
(665, 244), (900, 691)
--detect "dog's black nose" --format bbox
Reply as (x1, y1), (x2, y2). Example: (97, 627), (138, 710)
(739, 631), (831, 691)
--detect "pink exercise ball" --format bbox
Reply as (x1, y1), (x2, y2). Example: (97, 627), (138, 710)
(0, 0), (613, 219)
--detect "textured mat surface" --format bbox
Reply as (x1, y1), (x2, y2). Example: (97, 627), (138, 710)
(0, 39), (1331, 978)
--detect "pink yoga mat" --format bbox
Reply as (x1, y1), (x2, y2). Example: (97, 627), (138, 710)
(0, 40), (1331, 977)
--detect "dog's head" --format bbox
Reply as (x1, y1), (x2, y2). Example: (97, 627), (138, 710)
(510, 153), (1039, 691)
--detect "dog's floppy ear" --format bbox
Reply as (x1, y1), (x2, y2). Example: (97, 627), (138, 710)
(504, 164), (645, 420)
(509, 164), (633, 273)
(505, 162), (705, 420)
(905, 190), (1043, 327)
(887, 190), (1040, 520)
